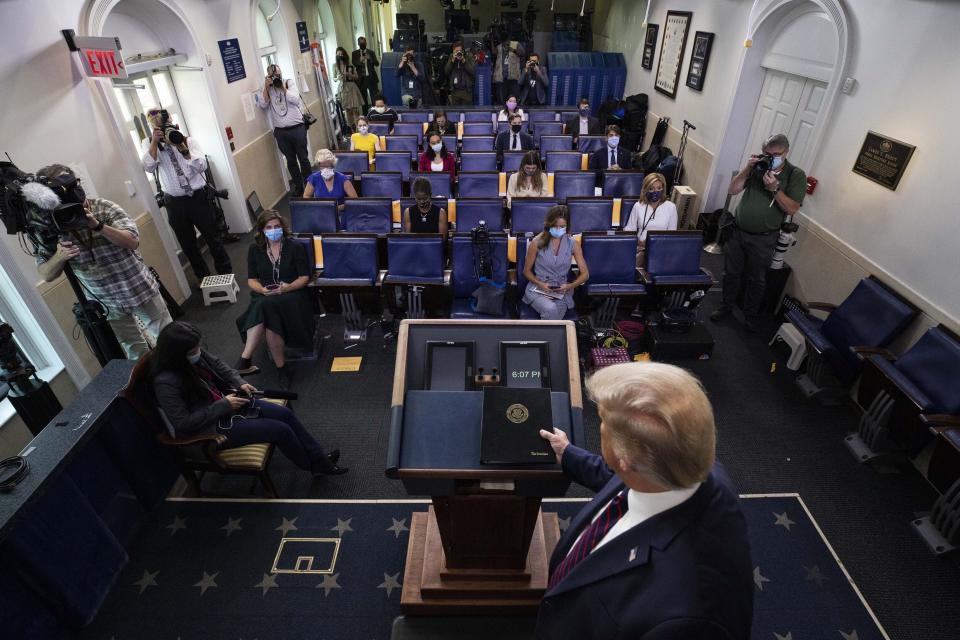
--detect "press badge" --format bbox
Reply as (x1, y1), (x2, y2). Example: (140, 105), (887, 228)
(408, 80), (414, 89)
(453, 77), (459, 86)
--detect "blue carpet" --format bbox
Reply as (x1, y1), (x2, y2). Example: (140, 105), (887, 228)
(81, 496), (887, 640)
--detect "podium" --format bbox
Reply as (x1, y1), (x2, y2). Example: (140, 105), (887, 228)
(386, 320), (584, 614)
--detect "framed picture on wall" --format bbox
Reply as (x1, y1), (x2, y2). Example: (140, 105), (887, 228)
(685, 31), (714, 91)
(641, 24), (659, 70)
(655, 11), (692, 98)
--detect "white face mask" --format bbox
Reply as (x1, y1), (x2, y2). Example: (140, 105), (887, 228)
(374, 106), (386, 114)
(320, 167), (335, 180)
(430, 143), (443, 153)
(187, 350), (201, 364)
(358, 125), (368, 134)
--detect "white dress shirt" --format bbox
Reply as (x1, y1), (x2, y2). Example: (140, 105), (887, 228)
(579, 118), (589, 136)
(623, 200), (679, 241)
(254, 83), (305, 129)
(141, 137), (208, 197)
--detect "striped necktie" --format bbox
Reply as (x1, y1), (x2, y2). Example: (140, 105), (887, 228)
(548, 489), (629, 589)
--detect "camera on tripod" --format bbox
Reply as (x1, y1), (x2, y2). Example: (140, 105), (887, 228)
(470, 220), (492, 279)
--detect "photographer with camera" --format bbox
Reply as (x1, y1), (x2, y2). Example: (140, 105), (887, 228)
(254, 64), (312, 196)
(711, 134), (806, 332)
(142, 107), (232, 281)
(519, 53), (549, 107)
(351, 36), (380, 112)
(31, 164), (172, 359)
(395, 46), (424, 108)
(445, 41), (475, 106)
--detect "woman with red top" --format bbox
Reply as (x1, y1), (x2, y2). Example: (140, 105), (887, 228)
(417, 132), (456, 184)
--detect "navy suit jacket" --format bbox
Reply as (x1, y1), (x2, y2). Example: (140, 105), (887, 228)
(536, 445), (754, 640)
(495, 130), (535, 159)
(589, 145), (633, 171)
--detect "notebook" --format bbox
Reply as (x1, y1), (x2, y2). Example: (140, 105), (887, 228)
(480, 387), (555, 464)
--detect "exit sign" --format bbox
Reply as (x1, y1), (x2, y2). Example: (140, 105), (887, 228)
(62, 30), (128, 80)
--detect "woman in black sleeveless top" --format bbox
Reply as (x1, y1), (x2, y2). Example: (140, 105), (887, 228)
(403, 176), (449, 235)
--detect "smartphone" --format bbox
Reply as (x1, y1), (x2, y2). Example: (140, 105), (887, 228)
(265, 284), (280, 291)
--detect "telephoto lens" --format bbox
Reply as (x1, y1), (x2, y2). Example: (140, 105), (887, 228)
(163, 125), (185, 146)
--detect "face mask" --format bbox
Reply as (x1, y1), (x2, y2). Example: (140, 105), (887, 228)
(430, 143), (443, 153)
(771, 155), (784, 170)
(579, 107), (590, 116)
(264, 228), (283, 242)
(359, 43), (366, 50)
(524, 167), (537, 176)
(187, 351), (201, 365)
(506, 101), (517, 110)
(607, 136), (620, 148)
(511, 123), (522, 133)
(648, 190), (662, 202)
(320, 168), (335, 180)
(549, 227), (566, 238)
(373, 106), (386, 114)
(358, 125), (368, 134)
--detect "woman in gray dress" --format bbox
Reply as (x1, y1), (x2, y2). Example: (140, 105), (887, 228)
(521, 205), (590, 319)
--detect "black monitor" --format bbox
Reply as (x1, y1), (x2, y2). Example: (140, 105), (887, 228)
(425, 341), (475, 391)
(500, 341), (551, 389)
(396, 13), (420, 31)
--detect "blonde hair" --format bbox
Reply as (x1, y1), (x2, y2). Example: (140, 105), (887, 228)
(640, 172), (667, 203)
(314, 148), (337, 167)
(585, 362), (715, 488)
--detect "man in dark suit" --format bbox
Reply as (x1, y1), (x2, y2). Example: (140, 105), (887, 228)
(537, 362), (754, 640)
(589, 124), (632, 171)
(494, 113), (534, 162)
(351, 36), (380, 111)
(563, 97), (603, 145)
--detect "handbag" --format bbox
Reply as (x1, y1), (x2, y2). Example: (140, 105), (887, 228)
(301, 107), (318, 129)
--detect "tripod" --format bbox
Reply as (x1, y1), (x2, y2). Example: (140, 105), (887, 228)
(63, 263), (126, 366)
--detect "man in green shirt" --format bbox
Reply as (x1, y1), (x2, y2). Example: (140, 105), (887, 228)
(711, 134), (806, 331)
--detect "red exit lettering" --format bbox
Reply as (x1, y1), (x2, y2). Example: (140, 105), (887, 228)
(83, 49), (125, 77)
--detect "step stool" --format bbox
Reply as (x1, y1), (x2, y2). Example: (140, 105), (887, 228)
(769, 321), (807, 371)
(200, 274), (239, 306)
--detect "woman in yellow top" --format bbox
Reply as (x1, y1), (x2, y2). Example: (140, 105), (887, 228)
(349, 116), (381, 166)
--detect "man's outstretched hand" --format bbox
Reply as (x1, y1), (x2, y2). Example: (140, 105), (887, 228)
(539, 427), (570, 465)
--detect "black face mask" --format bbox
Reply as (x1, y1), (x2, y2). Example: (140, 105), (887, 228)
(359, 43), (366, 50)
(511, 124), (522, 133)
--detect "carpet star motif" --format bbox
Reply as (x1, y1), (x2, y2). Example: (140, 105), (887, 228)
(753, 566), (770, 591)
(166, 515), (187, 536)
(316, 572), (342, 596)
(387, 518), (409, 539)
(194, 571), (219, 595)
(331, 517), (354, 537)
(803, 564), (828, 587)
(773, 512), (796, 531)
(221, 517), (243, 537)
(839, 631), (859, 640)
(774, 633), (793, 640)
(378, 572), (402, 597)
(254, 573), (279, 596)
(558, 516), (571, 532)
(275, 517), (298, 536)
(133, 569), (159, 595)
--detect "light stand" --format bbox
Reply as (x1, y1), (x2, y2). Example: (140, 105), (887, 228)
(62, 263), (126, 366)
(0, 323), (62, 437)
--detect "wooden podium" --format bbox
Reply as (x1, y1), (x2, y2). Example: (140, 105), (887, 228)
(385, 320), (584, 615)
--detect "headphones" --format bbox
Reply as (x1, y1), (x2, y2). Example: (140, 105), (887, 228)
(596, 330), (627, 349)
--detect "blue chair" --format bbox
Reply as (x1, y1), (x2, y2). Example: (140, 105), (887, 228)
(458, 172), (500, 198)
(375, 151), (413, 180)
(291, 236), (317, 274)
(450, 234), (510, 318)
(787, 276), (918, 399)
(578, 135), (607, 154)
(316, 234), (380, 341)
(515, 235), (577, 320)
(620, 197), (640, 227)
(460, 152), (498, 172)
(495, 121), (511, 136)
(546, 152), (584, 172)
(455, 198), (505, 232)
(581, 232), (646, 328)
(384, 234), (447, 318)
(442, 134), (458, 156)
(464, 122), (494, 136)
(409, 172), (452, 198)
(399, 110), (431, 123)
(342, 198), (393, 233)
(463, 111), (495, 122)
(529, 110), (559, 124)
(385, 135), (419, 160)
(602, 171), (645, 197)
(360, 172), (402, 199)
(461, 135), (495, 152)
(540, 135), (574, 154)
(445, 111), (462, 122)
(568, 198), (614, 233)
(533, 122), (564, 146)
(560, 111), (578, 122)
(511, 198), (557, 235)
(640, 230), (715, 325)
(288, 199), (338, 234)
(553, 171), (597, 201)
(398, 198), (448, 228)
(335, 152), (370, 178)
(502, 151), (527, 173)
(393, 121), (424, 144)
(369, 122), (390, 137)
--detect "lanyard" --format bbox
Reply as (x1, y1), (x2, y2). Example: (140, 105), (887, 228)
(639, 203), (658, 236)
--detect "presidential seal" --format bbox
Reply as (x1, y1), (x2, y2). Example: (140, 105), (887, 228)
(506, 403), (529, 424)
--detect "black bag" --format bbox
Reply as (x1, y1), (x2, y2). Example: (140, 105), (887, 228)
(471, 279), (506, 315)
(638, 144), (673, 173)
(301, 108), (318, 129)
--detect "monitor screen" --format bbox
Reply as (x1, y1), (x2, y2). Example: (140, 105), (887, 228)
(425, 341), (474, 391)
(500, 341), (550, 389)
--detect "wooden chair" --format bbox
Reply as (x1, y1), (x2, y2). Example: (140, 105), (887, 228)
(120, 352), (280, 498)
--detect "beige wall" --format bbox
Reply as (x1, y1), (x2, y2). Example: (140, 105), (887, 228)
(0, 372), (79, 459)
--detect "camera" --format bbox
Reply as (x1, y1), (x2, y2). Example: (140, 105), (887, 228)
(0, 160), (88, 244)
(154, 109), (186, 147)
(470, 220), (492, 279)
(753, 153), (773, 176)
(271, 73), (283, 89)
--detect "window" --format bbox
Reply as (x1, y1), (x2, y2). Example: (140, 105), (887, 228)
(256, 4), (278, 74)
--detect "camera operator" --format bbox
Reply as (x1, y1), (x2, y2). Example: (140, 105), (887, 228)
(711, 134), (806, 332)
(141, 108), (232, 280)
(395, 47), (424, 108)
(254, 64), (312, 196)
(32, 164), (172, 359)
(492, 38), (524, 105)
(444, 41), (475, 106)
(519, 53), (549, 107)
(351, 36), (380, 112)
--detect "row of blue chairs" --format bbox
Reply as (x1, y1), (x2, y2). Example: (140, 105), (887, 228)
(339, 150), (594, 178)
(369, 121), (568, 143)
(348, 134), (605, 162)
(372, 109), (580, 124)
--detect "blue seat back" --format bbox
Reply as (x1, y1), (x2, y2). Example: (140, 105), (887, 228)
(495, 121), (511, 135)
(560, 111), (578, 121)
(321, 235), (379, 282)
(581, 234), (637, 284)
(369, 122), (390, 137)
(335, 152), (370, 177)
(463, 111), (494, 122)
(540, 135), (574, 153)
(464, 122), (494, 136)
(502, 151), (528, 173)
(409, 172), (451, 198)
(461, 135), (495, 151)
(620, 197), (640, 225)
(458, 172), (500, 197)
(455, 198), (505, 232)
(291, 236), (317, 273)
(534, 122), (564, 145)
(895, 327), (960, 414)
(529, 110), (558, 123)
(568, 198), (614, 233)
(387, 235), (445, 279)
(392, 122), (423, 144)
(553, 171), (597, 201)
(445, 111), (462, 122)
(511, 199), (558, 235)
(546, 152), (583, 172)
(515, 235), (533, 290)
(342, 198), (393, 233)
(645, 231), (703, 276)
(399, 111), (431, 123)
(460, 152), (498, 172)
(578, 135), (607, 154)
(602, 171), (645, 197)
(375, 152), (413, 180)
(442, 134), (458, 154)
(451, 235), (509, 296)
(289, 199), (338, 234)
(385, 135), (419, 160)
(822, 277), (918, 357)
(360, 172), (402, 199)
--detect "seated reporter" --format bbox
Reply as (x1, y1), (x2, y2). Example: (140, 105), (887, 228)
(403, 177), (448, 235)
(588, 124), (632, 171)
(536, 362), (753, 639)
(563, 97), (602, 145)
(521, 205), (588, 320)
(622, 172), (677, 261)
(417, 133), (456, 184)
(153, 322), (346, 476)
(235, 211), (314, 389)
(426, 109), (456, 137)
(367, 95), (398, 132)
(350, 116), (381, 166)
(506, 150), (550, 208)
(303, 148), (357, 213)
(495, 113), (534, 163)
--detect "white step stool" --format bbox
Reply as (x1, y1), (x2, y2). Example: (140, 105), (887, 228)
(769, 321), (808, 371)
(200, 274), (239, 306)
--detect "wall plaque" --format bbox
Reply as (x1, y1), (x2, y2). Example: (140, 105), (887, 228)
(655, 11), (692, 98)
(852, 131), (915, 190)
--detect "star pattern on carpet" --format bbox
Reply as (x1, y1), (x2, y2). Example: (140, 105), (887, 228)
(378, 572), (402, 597)
(774, 633), (793, 640)
(194, 571), (219, 596)
(165, 515), (187, 536)
(221, 517), (243, 537)
(275, 517), (298, 536)
(386, 518), (409, 538)
(753, 566), (770, 591)
(331, 517), (353, 537)
(558, 516), (571, 532)
(773, 511), (796, 531)
(803, 564), (828, 587)
(133, 569), (159, 595)
(316, 572), (342, 596)
(253, 573), (279, 596)
(839, 630), (859, 640)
